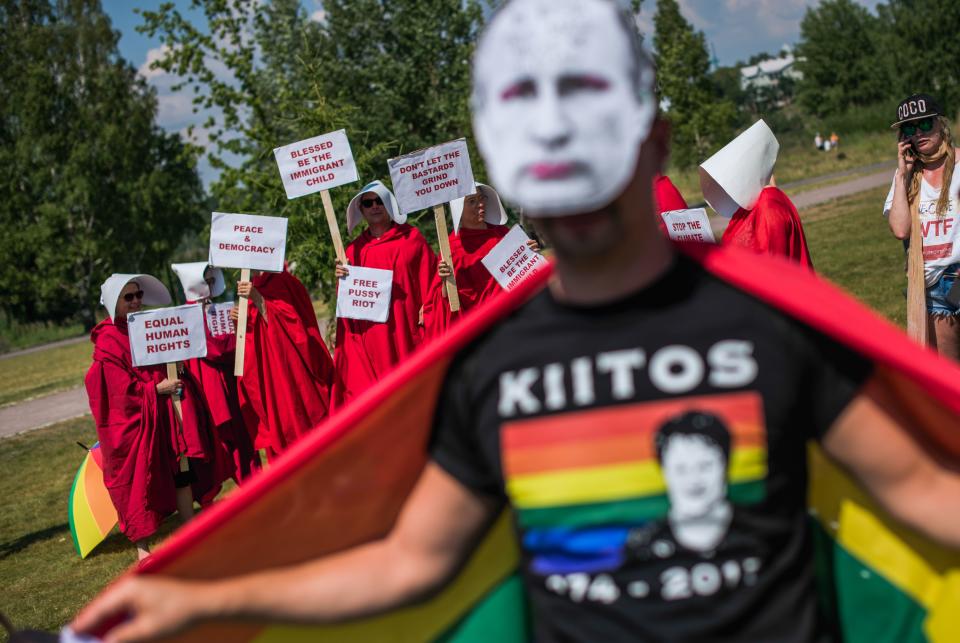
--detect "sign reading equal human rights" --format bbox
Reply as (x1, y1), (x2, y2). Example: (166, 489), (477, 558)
(209, 212), (287, 272)
(661, 208), (716, 243)
(387, 139), (476, 214)
(336, 266), (393, 323)
(481, 224), (549, 291)
(273, 129), (359, 200)
(206, 302), (236, 337)
(128, 304), (207, 367)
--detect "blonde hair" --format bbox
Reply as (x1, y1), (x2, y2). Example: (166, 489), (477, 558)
(907, 115), (956, 218)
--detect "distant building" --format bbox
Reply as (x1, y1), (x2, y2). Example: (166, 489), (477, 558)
(740, 54), (803, 92)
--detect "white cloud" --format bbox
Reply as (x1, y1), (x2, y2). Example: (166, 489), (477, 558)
(310, 9), (327, 23)
(138, 45), (172, 80)
(156, 93), (195, 128)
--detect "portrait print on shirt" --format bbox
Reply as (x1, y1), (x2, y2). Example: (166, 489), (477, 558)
(501, 391), (767, 605)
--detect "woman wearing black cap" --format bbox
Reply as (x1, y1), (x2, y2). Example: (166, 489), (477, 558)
(884, 93), (960, 358)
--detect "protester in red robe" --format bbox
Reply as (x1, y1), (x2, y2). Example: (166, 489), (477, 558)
(701, 119), (813, 268)
(332, 181), (435, 409)
(232, 267), (334, 460)
(172, 262), (260, 482)
(721, 182), (814, 268)
(653, 174), (689, 236)
(423, 183), (540, 339)
(85, 274), (218, 560)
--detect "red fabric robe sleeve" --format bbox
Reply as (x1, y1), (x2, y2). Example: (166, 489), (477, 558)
(238, 271), (333, 458)
(654, 174), (689, 235)
(721, 187), (814, 269)
(332, 224), (435, 410)
(423, 225), (510, 340)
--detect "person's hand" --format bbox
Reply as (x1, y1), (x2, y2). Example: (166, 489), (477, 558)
(228, 307), (238, 324)
(71, 576), (208, 643)
(335, 261), (349, 279)
(525, 239), (541, 253)
(437, 261), (452, 278)
(157, 378), (182, 396)
(418, 305), (425, 326)
(236, 281), (256, 298)
(898, 139), (917, 179)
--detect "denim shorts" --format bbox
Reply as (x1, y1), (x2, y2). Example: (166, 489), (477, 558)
(927, 263), (960, 316)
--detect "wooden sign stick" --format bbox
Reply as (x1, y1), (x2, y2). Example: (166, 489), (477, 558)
(234, 268), (251, 376)
(166, 362), (189, 474)
(906, 199), (929, 345)
(434, 204), (461, 312)
(320, 189), (347, 266)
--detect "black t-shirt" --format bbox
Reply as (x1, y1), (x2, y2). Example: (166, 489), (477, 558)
(430, 254), (872, 642)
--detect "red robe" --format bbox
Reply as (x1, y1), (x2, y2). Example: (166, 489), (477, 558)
(84, 319), (219, 542)
(722, 186), (814, 268)
(184, 304), (261, 483)
(238, 271), (334, 459)
(654, 174), (689, 235)
(422, 225), (509, 340)
(332, 223), (435, 409)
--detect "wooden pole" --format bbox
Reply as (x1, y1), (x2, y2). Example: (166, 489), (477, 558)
(433, 204), (460, 312)
(906, 199), (929, 345)
(234, 267), (251, 376)
(166, 362), (189, 474)
(320, 189), (347, 266)
(166, 362), (183, 422)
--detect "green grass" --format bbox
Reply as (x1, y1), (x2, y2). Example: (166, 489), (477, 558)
(0, 315), (85, 354)
(801, 186), (906, 328)
(0, 417), (237, 637)
(669, 129), (895, 205)
(0, 341), (92, 407)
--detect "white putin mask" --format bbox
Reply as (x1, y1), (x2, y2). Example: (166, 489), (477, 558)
(471, 0), (657, 217)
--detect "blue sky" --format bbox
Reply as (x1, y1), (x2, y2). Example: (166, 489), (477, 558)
(101, 0), (884, 183)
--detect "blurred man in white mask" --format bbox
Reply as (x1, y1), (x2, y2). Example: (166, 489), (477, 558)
(73, 2), (960, 641)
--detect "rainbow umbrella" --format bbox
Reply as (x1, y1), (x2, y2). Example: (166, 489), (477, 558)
(68, 442), (118, 558)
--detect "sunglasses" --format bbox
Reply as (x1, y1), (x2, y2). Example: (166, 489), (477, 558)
(901, 118), (935, 137)
(122, 290), (145, 303)
(361, 196), (384, 208)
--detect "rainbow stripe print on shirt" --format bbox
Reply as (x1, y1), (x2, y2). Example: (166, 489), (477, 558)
(501, 391), (767, 575)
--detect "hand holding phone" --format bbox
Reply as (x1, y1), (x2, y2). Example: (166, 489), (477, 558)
(898, 139), (917, 178)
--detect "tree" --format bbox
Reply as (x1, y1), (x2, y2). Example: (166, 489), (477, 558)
(795, 0), (888, 117)
(0, 0), (205, 327)
(876, 0), (960, 116)
(653, 0), (736, 168)
(139, 0), (485, 299)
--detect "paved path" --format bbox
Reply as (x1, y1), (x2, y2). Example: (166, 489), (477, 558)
(710, 163), (895, 239)
(0, 386), (89, 438)
(0, 164), (898, 438)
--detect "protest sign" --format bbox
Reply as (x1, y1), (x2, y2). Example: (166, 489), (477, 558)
(209, 212), (287, 273)
(128, 304), (207, 367)
(660, 208), (716, 243)
(273, 130), (358, 264)
(481, 224), (549, 291)
(387, 139), (475, 215)
(388, 139), (476, 312)
(209, 212), (287, 375)
(336, 266), (393, 323)
(206, 302), (236, 337)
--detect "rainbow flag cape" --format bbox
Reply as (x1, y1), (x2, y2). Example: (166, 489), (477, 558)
(88, 243), (960, 642)
(69, 442), (119, 558)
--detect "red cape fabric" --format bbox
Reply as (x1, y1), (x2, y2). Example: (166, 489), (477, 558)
(238, 271), (334, 458)
(84, 319), (219, 542)
(422, 225), (509, 341)
(654, 174), (689, 235)
(332, 223), (436, 409)
(184, 305), (261, 483)
(721, 186), (814, 268)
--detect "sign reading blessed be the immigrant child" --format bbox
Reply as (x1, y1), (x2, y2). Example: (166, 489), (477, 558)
(387, 138), (475, 214)
(128, 304), (207, 367)
(336, 266), (393, 323)
(209, 212), (287, 272)
(273, 129), (359, 200)
(481, 224), (549, 291)
(661, 208), (716, 243)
